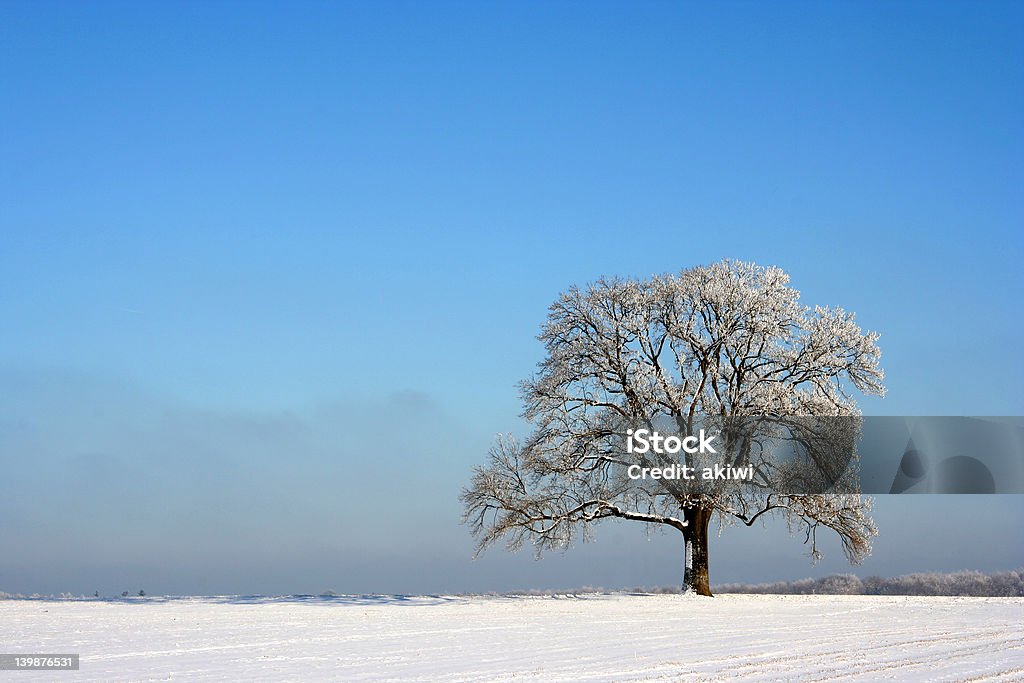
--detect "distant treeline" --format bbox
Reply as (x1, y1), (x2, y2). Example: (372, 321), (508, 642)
(475, 569), (1024, 598)
(713, 569), (1024, 597)
(5, 569), (1023, 600)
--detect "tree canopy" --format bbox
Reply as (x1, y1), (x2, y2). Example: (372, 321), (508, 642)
(462, 260), (885, 595)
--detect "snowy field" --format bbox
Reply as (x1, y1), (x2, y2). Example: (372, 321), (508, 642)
(2, 593), (1022, 682)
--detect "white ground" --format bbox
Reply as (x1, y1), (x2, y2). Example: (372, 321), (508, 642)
(2, 594), (1022, 682)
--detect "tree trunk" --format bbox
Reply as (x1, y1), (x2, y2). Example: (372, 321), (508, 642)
(681, 506), (713, 596)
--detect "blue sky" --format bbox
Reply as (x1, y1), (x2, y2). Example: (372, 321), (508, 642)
(1, 1), (1022, 595)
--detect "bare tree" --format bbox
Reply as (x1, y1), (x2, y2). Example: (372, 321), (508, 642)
(461, 260), (884, 596)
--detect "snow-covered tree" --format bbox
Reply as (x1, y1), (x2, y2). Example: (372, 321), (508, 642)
(461, 260), (884, 596)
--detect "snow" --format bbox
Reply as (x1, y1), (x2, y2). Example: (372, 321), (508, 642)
(2, 593), (1022, 681)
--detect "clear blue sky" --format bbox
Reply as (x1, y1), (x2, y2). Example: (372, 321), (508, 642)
(1, 1), (1022, 595)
